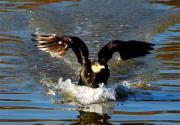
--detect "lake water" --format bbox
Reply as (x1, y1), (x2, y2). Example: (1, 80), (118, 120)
(0, 0), (180, 124)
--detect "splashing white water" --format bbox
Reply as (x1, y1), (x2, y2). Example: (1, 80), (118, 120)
(57, 78), (116, 105)
(41, 76), (135, 105)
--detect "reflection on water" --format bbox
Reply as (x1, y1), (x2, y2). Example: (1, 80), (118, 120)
(0, 33), (25, 86)
(72, 111), (111, 125)
(149, 24), (180, 98)
(0, 0), (180, 124)
(70, 102), (113, 125)
(153, 23), (180, 81)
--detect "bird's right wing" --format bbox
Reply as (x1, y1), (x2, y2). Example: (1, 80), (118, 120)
(98, 40), (154, 64)
(33, 34), (90, 64)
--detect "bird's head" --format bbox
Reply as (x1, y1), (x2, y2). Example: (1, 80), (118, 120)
(91, 61), (105, 73)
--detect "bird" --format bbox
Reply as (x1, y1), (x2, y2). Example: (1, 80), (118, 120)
(33, 34), (154, 88)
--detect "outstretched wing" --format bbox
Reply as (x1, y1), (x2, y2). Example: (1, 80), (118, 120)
(33, 34), (72, 57)
(98, 40), (154, 64)
(33, 34), (90, 64)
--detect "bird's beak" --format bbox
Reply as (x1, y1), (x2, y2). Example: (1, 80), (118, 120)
(98, 65), (105, 70)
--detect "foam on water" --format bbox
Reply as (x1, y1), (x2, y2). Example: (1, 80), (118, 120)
(57, 78), (116, 105)
(41, 76), (133, 105)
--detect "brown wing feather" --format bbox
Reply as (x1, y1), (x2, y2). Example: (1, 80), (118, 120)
(32, 34), (90, 64)
(33, 34), (72, 58)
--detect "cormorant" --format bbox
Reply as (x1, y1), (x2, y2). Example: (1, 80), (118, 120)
(33, 34), (154, 88)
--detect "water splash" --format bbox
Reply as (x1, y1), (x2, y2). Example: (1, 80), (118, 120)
(57, 78), (116, 105)
(40, 77), (134, 105)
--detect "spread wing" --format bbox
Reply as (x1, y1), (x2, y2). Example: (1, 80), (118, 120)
(98, 40), (154, 64)
(33, 34), (90, 64)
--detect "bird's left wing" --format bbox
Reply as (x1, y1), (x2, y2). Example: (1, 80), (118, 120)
(98, 40), (154, 64)
(33, 34), (90, 65)
(33, 34), (72, 58)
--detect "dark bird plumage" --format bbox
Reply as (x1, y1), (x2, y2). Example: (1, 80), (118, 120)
(33, 34), (154, 88)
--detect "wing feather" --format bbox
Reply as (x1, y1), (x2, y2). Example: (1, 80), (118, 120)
(33, 34), (90, 64)
(98, 40), (154, 64)
(33, 34), (72, 57)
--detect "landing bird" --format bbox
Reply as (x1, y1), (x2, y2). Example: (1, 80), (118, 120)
(33, 34), (154, 88)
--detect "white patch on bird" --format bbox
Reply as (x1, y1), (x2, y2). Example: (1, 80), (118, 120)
(91, 64), (105, 73)
(37, 45), (46, 48)
(39, 47), (48, 51)
(38, 41), (46, 43)
(64, 44), (68, 49)
(58, 41), (62, 44)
